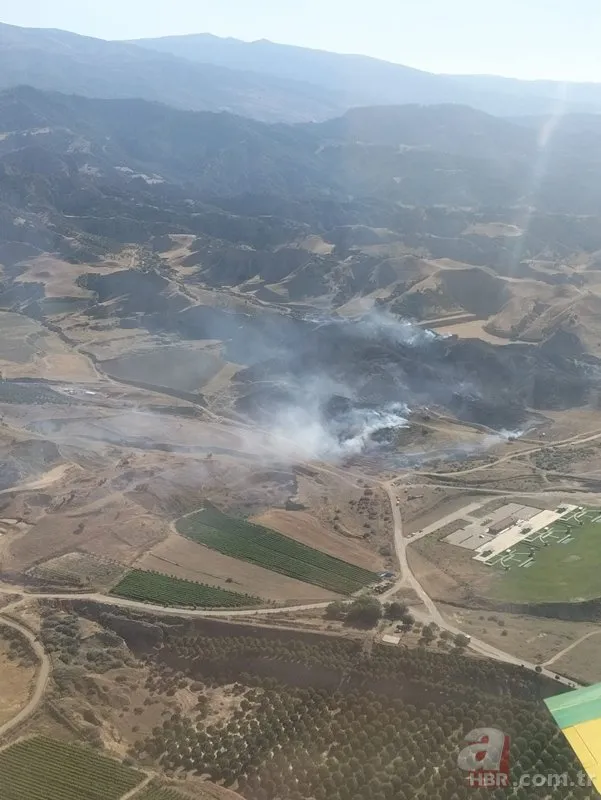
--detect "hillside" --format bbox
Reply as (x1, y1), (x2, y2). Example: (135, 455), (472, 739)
(2, 88), (601, 438)
(0, 22), (344, 123)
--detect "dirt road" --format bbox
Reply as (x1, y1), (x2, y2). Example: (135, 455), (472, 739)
(0, 587), (329, 620)
(418, 428), (601, 480)
(543, 631), (601, 667)
(380, 481), (579, 688)
(0, 615), (51, 738)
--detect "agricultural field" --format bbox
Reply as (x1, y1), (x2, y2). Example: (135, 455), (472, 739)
(110, 568), (263, 608)
(176, 504), (379, 594)
(129, 623), (595, 800)
(489, 507), (601, 603)
(0, 735), (143, 800)
(136, 784), (189, 800)
(138, 534), (339, 603)
(28, 551), (125, 590)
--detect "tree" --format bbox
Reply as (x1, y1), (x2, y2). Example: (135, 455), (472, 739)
(325, 601), (349, 621)
(346, 597), (383, 628)
(385, 602), (408, 621)
(453, 633), (470, 650)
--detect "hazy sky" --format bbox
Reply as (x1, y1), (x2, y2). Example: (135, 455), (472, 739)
(2, 0), (601, 82)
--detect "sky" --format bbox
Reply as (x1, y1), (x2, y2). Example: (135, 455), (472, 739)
(2, 0), (601, 82)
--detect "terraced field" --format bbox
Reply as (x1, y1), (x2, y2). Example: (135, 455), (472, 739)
(0, 735), (143, 800)
(176, 504), (379, 594)
(110, 568), (262, 608)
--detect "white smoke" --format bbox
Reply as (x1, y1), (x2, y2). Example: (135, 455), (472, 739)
(262, 400), (410, 462)
(235, 311), (438, 463)
(344, 309), (439, 347)
(304, 307), (439, 348)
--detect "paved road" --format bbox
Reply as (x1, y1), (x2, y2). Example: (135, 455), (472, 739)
(381, 481), (579, 688)
(0, 615), (51, 738)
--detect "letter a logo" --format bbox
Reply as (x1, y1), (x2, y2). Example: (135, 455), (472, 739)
(458, 728), (510, 788)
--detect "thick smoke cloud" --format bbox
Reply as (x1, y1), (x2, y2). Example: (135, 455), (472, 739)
(228, 310), (440, 462)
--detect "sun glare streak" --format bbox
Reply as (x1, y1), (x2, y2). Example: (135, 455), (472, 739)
(510, 83), (568, 273)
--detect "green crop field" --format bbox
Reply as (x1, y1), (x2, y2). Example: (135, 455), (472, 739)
(489, 507), (601, 603)
(0, 735), (143, 800)
(176, 504), (379, 594)
(110, 568), (262, 608)
(136, 783), (189, 800)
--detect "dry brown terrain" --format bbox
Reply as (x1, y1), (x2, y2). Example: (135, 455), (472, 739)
(552, 634), (601, 684)
(13, 254), (119, 299)
(438, 603), (599, 666)
(0, 311), (96, 382)
(137, 533), (339, 602)
(250, 509), (382, 571)
(0, 636), (37, 727)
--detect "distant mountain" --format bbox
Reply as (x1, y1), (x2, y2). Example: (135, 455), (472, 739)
(4, 87), (601, 271)
(131, 32), (601, 117)
(0, 22), (345, 123)
(3, 87), (601, 219)
(5, 23), (601, 125)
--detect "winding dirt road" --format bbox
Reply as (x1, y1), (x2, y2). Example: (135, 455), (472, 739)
(0, 615), (51, 738)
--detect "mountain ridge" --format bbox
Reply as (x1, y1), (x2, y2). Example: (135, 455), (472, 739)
(130, 31), (601, 117)
(4, 22), (601, 124)
(0, 21), (345, 123)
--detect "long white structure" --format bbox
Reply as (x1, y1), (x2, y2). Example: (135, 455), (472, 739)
(473, 505), (578, 564)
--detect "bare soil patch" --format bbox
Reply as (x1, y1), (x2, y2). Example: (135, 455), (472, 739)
(251, 509), (382, 571)
(438, 603), (598, 666)
(138, 533), (339, 603)
(553, 635), (601, 684)
(434, 319), (519, 345)
(0, 637), (36, 727)
(0, 311), (96, 382)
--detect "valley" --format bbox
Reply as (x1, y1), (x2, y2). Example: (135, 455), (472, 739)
(3, 32), (601, 797)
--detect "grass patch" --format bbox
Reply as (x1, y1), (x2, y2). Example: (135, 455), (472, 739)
(110, 568), (262, 608)
(489, 512), (601, 603)
(0, 736), (142, 800)
(176, 504), (379, 595)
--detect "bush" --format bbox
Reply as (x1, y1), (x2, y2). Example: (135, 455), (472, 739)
(385, 602), (408, 621)
(346, 597), (383, 628)
(325, 601), (349, 621)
